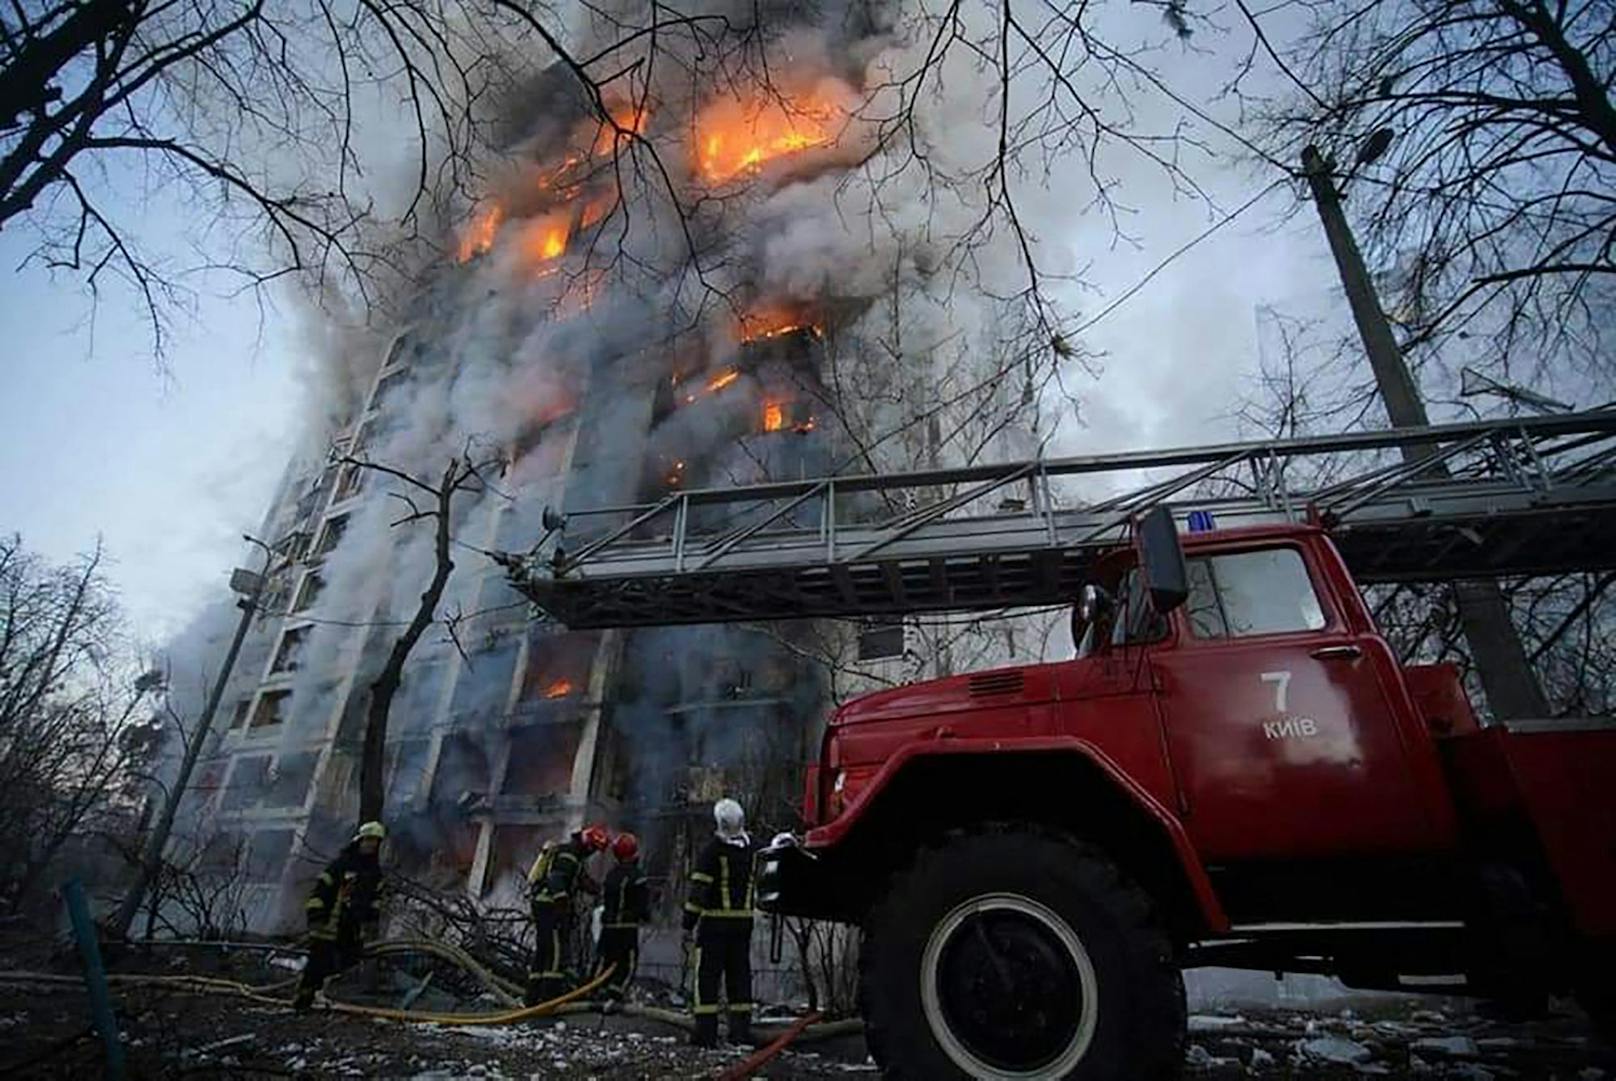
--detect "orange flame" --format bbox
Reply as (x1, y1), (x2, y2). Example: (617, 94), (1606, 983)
(520, 211), (571, 267)
(696, 94), (838, 183)
(763, 402), (785, 432)
(707, 369), (740, 392)
(544, 679), (574, 699)
(593, 105), (649, 155)
(739, 302), (824, 343)
(457, 204), (504, 262)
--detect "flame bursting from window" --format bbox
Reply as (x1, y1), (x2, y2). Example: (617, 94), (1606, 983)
(696, 93), (839, 183)
(522, 211), (572, 267)
(544, 679), (575, 699)
(763, 402), (785, 431)
(457, 204), (504, 263)
(593, 105), (648, 155)
(739, 302), (824, 343)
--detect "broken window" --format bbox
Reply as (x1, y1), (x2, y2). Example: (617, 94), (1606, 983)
(384, 738), (433, 816)
(517, 630), (599, 708)
(266, 752), (318, 808)
(222, 756), (271, 810)
(429, 733), (491, 809)
(292, 573), (324, 613)
(250, 689), (291, 728)
(199, 831), (244, 874)
(244, 830), (294, 883)
(501, 723), (583, 800)
(447, 639), (520, 723)
(315, 515), (348, 558)
(230, 698), (252, 730)
(270, 626), (310, 673)
(858, 619), (905, 661)
(484, 825), (547, 896)
(334, 464), (364, 501)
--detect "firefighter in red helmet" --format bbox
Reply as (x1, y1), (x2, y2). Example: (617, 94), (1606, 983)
(525, 823), (609, 1005)
(594, 831), (648, 1008)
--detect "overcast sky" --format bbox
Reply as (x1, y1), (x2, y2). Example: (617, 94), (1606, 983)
(0, 26), (1337, 647)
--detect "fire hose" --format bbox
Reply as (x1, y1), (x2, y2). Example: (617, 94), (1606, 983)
(714, 1010), (822, 1081)
(0, 936), (862, 1040)
(0, 939), (610, 1028)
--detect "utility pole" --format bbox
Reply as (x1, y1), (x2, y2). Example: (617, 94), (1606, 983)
(1301, 146), (1548, 720)
(110, 556), (268, 939)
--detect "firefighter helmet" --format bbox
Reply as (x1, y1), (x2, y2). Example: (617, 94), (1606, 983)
(354, 821), (386, 842)
(612, 832), (639, 861)
(714, 798), (746, 839)
(580, 823), (611, 852)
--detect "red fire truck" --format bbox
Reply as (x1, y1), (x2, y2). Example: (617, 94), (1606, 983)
(510, 414), (1616, 1080)
(755, 509), (1615, 1080)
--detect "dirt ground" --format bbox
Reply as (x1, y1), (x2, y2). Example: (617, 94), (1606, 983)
(0, 945), (1611, 1079)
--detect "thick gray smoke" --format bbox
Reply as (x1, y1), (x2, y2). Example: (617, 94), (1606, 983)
(144, 0), (1231, 924)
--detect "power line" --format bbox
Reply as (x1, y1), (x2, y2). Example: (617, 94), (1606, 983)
(1072, 178), (1287, 337)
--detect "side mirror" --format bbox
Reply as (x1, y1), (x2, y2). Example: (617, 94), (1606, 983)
(1079, 583), (1111, 625)
(1134, 506), (1188, 614)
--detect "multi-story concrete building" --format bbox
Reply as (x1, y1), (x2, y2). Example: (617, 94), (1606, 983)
(163, 65), (1051, 937)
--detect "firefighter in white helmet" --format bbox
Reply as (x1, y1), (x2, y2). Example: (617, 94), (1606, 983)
(293, 821), (387, 1010)
(683, 798), (759, 1047)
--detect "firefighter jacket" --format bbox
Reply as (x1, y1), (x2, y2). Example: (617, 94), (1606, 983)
(527, 834), (599, 905)
(304, 845), (383, 939)
(683, 836), (758, 932)
(601, 861), (649, 929)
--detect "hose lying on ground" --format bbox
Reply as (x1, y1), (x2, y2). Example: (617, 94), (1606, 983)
(0, 961), (608, 1027)
(715, 1011), (822, 1081)
(0, 935), (862, 1041)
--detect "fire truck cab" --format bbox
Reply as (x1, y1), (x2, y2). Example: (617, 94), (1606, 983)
(757, 508), (1616, 1081)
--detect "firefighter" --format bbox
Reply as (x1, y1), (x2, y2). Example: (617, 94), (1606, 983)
(683, 798), (759, 1048)
(594, 831), (648, 1008)
(525, 822), (610, 1005)
(293, 821), (386, 1011)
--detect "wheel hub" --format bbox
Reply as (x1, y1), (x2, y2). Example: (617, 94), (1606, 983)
(920, 893), (1098, 1079)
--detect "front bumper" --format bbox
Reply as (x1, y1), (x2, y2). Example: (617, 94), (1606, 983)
(755, 835), (852, 922)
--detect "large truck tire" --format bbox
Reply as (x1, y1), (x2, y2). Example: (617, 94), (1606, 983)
(859, 824), (1185, 1081)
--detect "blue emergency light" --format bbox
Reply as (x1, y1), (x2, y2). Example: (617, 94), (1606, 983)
(1186, 510), (1216, 533)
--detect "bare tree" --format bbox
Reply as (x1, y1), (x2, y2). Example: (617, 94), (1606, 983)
(1246, 0), (1616, 386)
(340, 450), (502, 823)
(0, 534), (158, 910)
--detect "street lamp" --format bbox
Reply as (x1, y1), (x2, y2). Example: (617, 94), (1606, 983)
(109, 547), (271, 939)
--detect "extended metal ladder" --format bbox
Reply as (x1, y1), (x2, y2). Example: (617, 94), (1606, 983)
(505, 412), (1616, 628)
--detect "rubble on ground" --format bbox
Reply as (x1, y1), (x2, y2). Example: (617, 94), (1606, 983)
(0, 944), (1610, 1078)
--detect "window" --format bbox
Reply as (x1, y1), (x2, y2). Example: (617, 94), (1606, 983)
(315, 515), (348, 557)
(223, 756), (270, 810)
(1110, 570), (1168, 646)
(230, 698), (252, 729)
(250, 689), (291, 728)
(857, 619), (905, 661)
(245, 830), (294, 882)
(270, 626), (310, 673)
(1185, 548), (1326, 639)
(292, 573), (324, 613)
(334, 464), (364, 501)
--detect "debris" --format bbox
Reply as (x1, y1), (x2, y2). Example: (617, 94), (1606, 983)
(1301, 1036), (1375, 1064)
(197, 1033), (256, 1055)
(1411, 1035), (1481, 1057)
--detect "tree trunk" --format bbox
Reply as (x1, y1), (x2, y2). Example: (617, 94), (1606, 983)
(357, 461), (459, 824)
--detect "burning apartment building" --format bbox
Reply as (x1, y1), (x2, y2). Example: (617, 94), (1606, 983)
(156, 21), (1054, 933)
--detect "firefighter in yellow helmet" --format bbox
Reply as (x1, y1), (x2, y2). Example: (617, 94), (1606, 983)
(293, 821), (386, 1011)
